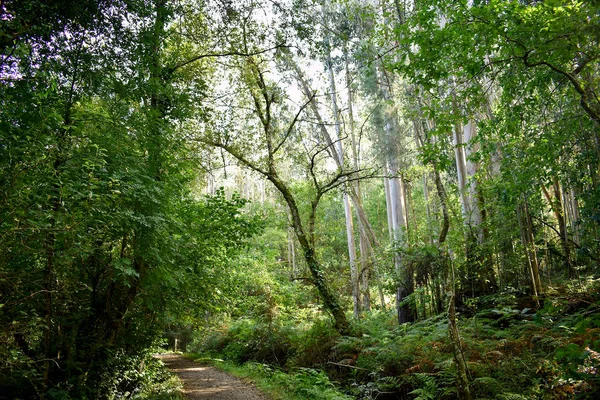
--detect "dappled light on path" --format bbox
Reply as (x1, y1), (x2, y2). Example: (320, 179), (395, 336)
(158, 354), (266, 400)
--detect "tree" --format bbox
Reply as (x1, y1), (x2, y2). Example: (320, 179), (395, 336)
(197, 52), (357, 333)
(0, 1), (261, 396)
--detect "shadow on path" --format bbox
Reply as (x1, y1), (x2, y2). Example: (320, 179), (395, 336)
(157, 354), (266, 400)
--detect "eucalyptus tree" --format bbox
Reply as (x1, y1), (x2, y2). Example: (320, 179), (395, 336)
(389, 0), (600, 294)
(283, 0), (389, 316)
(197, 49), (364, 333)
(345, 0), (418, 323)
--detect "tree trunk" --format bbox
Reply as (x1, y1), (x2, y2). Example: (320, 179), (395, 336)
(462, 120), (484, 241)
(542, 179), (572, 278)
(345, 45), (372, 313)
(234, 55), (351, 334)
(423, 173), (434, 245)
(453, 123), (472, 228)
(288, 226), (297, 278)
(375, 60), (413, 323)
(388, 162), (413, 323)
(293, 55), (387, 310)
(270, 175), (350, 334)
(359, 233), (371, 312)
(454, 120), (496, 294)
(434, 169), (450, 244)
(326, 45), (360, 317)
(517, 198), (543, 304)
(448, 294), (473, 400)
(384, 172), (394, 239)
(569, 188), (581, 245)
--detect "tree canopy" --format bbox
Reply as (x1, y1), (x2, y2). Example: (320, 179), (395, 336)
(1, 0), (599, 398)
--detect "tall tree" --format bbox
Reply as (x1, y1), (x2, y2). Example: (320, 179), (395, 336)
(0, 1), (260, 396)
(199, 53), (354, 333)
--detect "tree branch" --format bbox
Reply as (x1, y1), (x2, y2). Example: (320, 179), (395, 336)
(167, 44), (289, 74)
(529, 213), (597, 261)
(273, 93), (315, 155)
(522, 50), (600, 122)
(195, 137), (268, 176)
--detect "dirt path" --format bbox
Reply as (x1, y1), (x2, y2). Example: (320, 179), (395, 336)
(157, 354), (267, 400)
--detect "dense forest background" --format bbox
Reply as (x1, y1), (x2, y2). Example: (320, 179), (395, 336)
(1, 0), (599, 399)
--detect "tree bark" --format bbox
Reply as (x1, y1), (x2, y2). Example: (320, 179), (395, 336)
(542, 179), (572, 278)
(448, 294), (473, 400)
(326, 44), (360, 318)
(205, 57), (351, 334)
(270, 175), (350, 334)
(453, 123), (473, 230)
(345, 45), (372, 313)
(517, 198), (543, 304)
(462, 120), (484, 241)
(293, 57), (387, 309)
(387, 161), (413, 323)
(569, 188), (581, 245)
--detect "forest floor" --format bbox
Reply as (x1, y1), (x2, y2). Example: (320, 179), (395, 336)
(157, 353), (267, 400)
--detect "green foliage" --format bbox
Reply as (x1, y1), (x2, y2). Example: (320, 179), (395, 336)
(333, 284), (600, 399)
(211, 360), (352, 400)
(90, 351), (183, 400)
(133, 357), (183, 400)
(0, 0), (261, 396)
(390, 0), (600, 286)
(409, 373), (441, 400)
(193, 310), (341, 370)
(3, 0), (600, 398)
(288, 318), (341, 368)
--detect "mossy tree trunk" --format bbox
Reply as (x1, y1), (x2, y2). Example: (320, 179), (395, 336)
(201, 55), (351, 334)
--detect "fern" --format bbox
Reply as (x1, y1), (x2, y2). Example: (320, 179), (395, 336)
(497, 393), (530, 400)
(409, 373), (440, 400)
(474, 376), (498, 384)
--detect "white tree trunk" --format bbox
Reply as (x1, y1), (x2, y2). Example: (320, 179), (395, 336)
(384, 171), (394, 239)
(463, 120), (483, 239)
(327, 48), (360, 317)
(376, 56), (411, 322)
(570, 188), (581, 245)
(454, 120), (484, 242)
(292, 56), (385, 308)
(453, 123), (471, 224)
(346, 48), (371, 312)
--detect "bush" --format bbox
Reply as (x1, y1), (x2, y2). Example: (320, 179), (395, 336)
(215, 361), (353, 400)
(195, 317), (295, 366)
(288, 318), (340, 368)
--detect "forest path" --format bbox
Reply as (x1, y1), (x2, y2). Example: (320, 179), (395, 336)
(157, 353), (267, 400)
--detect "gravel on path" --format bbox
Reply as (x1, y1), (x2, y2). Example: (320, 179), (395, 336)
(157, 353), (267, 400)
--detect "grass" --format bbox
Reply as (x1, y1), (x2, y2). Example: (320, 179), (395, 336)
(186, 354), (353, 400)
(135, 353), (185, 400)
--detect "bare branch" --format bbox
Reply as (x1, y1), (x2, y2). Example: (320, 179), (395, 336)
(319, 168), (374, 196)
(194, 136), (268, 176)
(167, 44), (288, 74)
(273, 92), (315, 155)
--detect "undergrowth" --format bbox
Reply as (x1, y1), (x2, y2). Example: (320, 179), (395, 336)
(190, 356), (352, 400)
(190, 279), (600, 399)
(130, 353), (183, 400)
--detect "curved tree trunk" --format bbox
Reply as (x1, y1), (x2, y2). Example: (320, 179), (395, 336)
(269, 174), (350, 334)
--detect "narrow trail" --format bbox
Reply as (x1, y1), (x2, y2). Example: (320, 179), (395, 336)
(157, 354), (267, 400)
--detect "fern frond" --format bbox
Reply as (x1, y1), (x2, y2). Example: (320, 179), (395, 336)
(498, 393), (530, 400)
